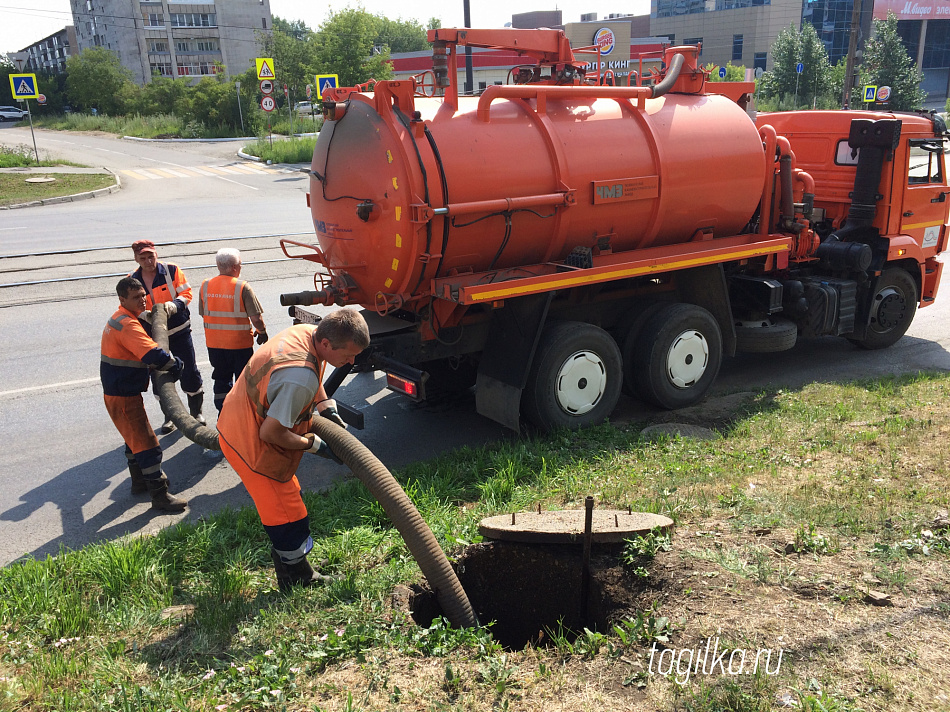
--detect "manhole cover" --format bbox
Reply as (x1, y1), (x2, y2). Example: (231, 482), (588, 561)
(641, 423), (717, 440)
(479, 510), (673, 544)
(25, 176), (56, 184)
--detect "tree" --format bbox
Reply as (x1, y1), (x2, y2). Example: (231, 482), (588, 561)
(858, 11), (926, 112)
(258, 16), (321, 105)
(375, 17), (429, 54)
(65, 47), (134, 114)
(315, 9), (392, 88)
(705, 62), (746, 82)
(759, 23), (832, 108)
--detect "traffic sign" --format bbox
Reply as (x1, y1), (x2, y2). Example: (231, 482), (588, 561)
(255, 58), (275, 80)
(876, 85), (891, 102)
(306, 84), (312, 99)
(9, 73), (39, 99)
(261, 96), (276, 112)
(863, 85), (877, 103)
(796, 62), (804, 74)
(315, 74), (339, 100)
(260, 79), (274, 94)
(37, 94), (47, 105)
(718, 66), (726, 79)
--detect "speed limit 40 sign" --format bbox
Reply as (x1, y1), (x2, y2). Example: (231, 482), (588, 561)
(260, 96), (276, 112)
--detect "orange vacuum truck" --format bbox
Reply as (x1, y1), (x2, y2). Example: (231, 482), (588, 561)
(280, 27), (949, 433)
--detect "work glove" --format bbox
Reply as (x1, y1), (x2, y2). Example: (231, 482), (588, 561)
(159, 356), (184, 382)
(317, 398), (346, 428)
(256, 330), (268, 345)
(138, 310), (153, 325)
(164, 301), (178, 316)
(303, 433), (343, 464)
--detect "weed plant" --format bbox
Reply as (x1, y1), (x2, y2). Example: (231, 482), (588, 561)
(0, 373), (948, 710)
(0, 144), (82, 168)
(243, 136), (318, 164)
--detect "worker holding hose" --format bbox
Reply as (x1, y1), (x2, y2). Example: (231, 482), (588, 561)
(101, 277), (189, 512)
(216, 310), (369, 590)
(198, 248), (268, 413)
(129, 240), (205, 431)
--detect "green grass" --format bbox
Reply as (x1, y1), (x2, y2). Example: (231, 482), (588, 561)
(0, 144), (84, 168)
(0, 373), (948, 710)
(0, 172), (115, 206)
(243, 136), (317, 164)
(29, 113), (239, 139)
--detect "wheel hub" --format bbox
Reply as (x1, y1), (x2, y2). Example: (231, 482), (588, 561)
(666, 330), (708, 388)
(873, 288), (906, 330)
(555, 351), (607, 415)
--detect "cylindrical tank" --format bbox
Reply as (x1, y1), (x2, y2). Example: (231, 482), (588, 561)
(310, 85), (766, 309)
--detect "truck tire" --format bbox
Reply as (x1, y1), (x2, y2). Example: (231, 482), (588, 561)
(617, 302), (667, 397)
(632, 303), (722, 409)
(847, 268), (918, 350)
(523, 321), (623, 432)
(734, 318), (798, 353)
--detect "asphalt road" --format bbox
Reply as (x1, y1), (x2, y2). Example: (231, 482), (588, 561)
(0, 126), (948, 568)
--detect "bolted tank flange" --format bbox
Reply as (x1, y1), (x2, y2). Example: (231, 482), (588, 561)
(478, 510), (673, 545)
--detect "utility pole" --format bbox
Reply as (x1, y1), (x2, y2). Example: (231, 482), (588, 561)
(463, 0), (474, 95)
(842, 0), (863, 108)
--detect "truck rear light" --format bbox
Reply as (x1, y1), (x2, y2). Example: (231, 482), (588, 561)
(386, 372), (421, 400)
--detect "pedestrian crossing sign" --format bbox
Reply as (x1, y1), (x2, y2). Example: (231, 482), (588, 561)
(315, 74), (339, 100)
(255, 58), (275, 80)
(9, 73), (39, 99)
(863, 85), (877, 103)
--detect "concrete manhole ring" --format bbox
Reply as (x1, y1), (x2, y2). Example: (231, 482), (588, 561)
(479, 510), (673, 544)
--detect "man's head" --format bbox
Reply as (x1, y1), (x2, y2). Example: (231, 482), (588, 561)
(313, 309), (370, 368)
(215, 247), (242, 276)
(132, 239), (158, 272)
(117, 276), (147, 313)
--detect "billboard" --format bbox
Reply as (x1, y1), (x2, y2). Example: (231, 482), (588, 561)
(872, 0), (950, 20)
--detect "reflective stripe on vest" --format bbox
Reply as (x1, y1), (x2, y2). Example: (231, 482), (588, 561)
(200, 276), (253, 349)
(101, 313), (148, 369)
(215, 325), (324, 482)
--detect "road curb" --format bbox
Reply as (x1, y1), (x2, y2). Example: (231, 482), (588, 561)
(0, 169), (121, 210)
(122, 135), (257, 143)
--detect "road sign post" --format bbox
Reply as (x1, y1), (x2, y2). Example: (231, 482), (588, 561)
(235, 81), (244, 135)
(9, 73), (40, 164)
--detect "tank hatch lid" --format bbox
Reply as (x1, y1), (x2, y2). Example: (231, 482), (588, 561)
(479, 510), (673, 544)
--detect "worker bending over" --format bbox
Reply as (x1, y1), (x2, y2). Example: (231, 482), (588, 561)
(198, 248), (267, 413)
(101, 277), (188, 512)
(217, 310), (369, 590)
(129, 239), (205, 431)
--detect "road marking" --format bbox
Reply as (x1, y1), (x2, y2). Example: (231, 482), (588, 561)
(1, 362), (212, 397)
(148, 168), (179, 178)
(211, 165), (242, 175)
(186, 166), (216, 176)
(134, 169), (163, 179)
(120, 170), (148, 180)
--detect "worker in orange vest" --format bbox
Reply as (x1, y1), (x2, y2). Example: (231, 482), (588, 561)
(198, 248), (268, 413)
(129, 239), (205, 432)
(101, 277), (188, 512)
(217, 310), (369, 590)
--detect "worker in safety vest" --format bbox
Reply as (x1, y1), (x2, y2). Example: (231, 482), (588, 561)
(101, 277), (188, 512)
(217, 310), (369, 590)
(129, 239), (205, 432)
(198, 248), (268, 413)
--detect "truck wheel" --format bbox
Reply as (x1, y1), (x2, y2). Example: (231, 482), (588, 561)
(848, 268), (918, 350)
(632, 303), (722, 409)
(735, 318), (798, 353)
(523, 321), (622, 432)
(617, 302), (667, 397)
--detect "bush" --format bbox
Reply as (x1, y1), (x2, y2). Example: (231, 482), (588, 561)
(243, 136), (317, 164)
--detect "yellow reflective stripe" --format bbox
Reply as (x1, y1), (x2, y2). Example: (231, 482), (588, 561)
(101, 355), (147, 368)
(902, 221), (942, 230)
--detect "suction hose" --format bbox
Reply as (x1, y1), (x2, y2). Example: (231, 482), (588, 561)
(150, 305), (477, 628)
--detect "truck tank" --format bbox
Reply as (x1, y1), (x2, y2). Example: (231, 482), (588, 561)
(309, 53), (766, 310)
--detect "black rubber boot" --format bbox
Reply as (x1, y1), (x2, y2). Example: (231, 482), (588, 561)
(127, 460), (148, 495)
(146, 475), (188, 512)
(270, 548), (333, 591)
(188, 393), (206, 426)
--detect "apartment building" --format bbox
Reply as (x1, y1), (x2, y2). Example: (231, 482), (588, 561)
(18, 26), (78, 74)
(68, 0), (272, 84)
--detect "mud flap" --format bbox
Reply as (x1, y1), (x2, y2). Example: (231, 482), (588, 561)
(475, 293), (553, 431)
(677, 264), (736, 357)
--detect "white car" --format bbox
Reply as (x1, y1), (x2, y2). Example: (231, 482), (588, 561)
(294, 101), (316, 118)
(0, 105), (28, 122)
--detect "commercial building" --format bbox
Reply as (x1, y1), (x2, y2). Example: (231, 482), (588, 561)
(17, 26), (78, 74)
(67, 0), (272, 84)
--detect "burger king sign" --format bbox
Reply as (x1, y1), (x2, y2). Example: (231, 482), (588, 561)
(594, 27), (616, 56)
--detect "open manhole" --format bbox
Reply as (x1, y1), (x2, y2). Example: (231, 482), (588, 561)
(403, 507), (674, 649)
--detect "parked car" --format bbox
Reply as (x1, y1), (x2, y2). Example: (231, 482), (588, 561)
(0, 105), (28, 122)
(294, 101), (316, 118)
